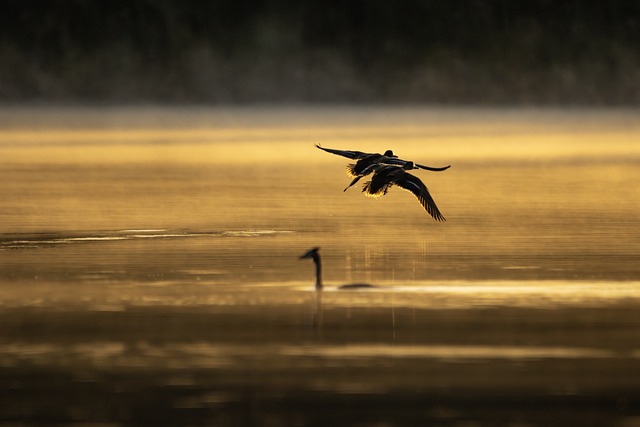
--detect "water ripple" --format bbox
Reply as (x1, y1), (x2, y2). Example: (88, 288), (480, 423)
(0, 229), (295, 249)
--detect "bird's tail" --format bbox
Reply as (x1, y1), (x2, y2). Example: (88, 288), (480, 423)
(415, 163), (451, 172)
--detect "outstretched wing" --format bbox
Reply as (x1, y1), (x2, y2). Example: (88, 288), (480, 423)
(395, 172), (446, 221)
(316, 144), (368, 160)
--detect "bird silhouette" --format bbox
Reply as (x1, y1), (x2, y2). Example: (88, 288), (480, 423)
(316, 144), (450, 191)
(363, 162), (446, 221)
(299, 247), (374, 290)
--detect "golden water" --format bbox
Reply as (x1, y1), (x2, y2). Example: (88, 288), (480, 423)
(1, 106), (640, 426)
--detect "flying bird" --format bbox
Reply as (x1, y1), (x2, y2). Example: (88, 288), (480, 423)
(316, 144), (450, 191)
(363, 162), (446, 221)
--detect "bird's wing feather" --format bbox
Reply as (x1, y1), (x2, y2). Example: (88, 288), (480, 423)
(395, 172), (446, 221)
(346, 163), (359, 177)
(316, 144), (367, 160)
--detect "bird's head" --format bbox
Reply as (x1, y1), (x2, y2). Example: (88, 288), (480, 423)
(383, 150), (398, 158)
(299, 247), (320, 261)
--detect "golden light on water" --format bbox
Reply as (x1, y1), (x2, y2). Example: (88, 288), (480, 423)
(2, 106), (640, 426)
(1, 108), (639, 286)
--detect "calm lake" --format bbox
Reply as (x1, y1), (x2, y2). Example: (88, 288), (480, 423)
(1, 105), (640, 426)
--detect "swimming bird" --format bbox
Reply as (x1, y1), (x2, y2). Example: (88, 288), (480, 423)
(316, 144), (450, 191)
(299, 247), (374, 290)
(363, 162), (446, 221)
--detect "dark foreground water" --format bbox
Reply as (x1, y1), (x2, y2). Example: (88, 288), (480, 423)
(1, 106), (640, 426)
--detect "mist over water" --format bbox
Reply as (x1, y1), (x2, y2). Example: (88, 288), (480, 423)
(1, 106), (640, 426)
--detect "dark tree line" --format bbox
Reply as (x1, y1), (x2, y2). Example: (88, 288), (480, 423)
(1, 0), (639, 103)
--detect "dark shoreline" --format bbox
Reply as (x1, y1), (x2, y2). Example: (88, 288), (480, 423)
(2, 1), (639, 105)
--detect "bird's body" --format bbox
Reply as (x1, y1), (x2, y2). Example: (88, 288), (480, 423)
(345, 152), (397, 178)
(299, 247), (374, 290)
(316, 144), (450, 191)
(363, 162), (446, 221)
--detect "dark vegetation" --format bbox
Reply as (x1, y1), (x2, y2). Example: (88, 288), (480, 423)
(1, 0), (639, 104)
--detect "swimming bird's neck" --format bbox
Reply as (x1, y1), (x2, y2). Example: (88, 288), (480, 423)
(313, 256), (322, 290)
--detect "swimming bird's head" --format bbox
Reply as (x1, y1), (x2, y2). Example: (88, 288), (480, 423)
(383, 150), (398, 158)
(299, 247), (320, 261)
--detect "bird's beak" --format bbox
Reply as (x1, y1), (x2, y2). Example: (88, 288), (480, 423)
(300, 248), (319, 259)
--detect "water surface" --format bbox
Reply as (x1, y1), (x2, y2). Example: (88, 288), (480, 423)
(1, 106), (640, 426)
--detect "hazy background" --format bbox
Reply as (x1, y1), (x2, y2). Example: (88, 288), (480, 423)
(1, 0), (639, 105)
